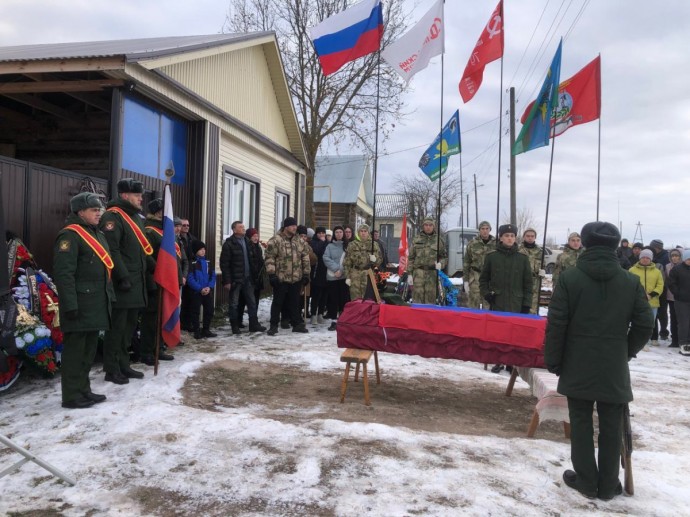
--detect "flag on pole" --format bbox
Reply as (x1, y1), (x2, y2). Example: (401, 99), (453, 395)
(153, 185), (181, 348)
(310, 0), (383, 76)
(398, 213), (408, 276)
(418, 110), (461, 181)
(381, 0), (444, 84)
(520, 55), (601, 137)
(512, 40), (563, 155)
(459, 0), (504, 103)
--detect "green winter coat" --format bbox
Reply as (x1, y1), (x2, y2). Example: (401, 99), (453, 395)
(552, 245), (584, 285)
(99, 198), (149, 309)
(545, 247), (654, 403)
(628, 262), (664, 308)
(343, 236), (383, 300)
(53, 213), (116, 332)
(265, 230), (310, 284)
(479, 243), (532, 313)
(408, 230), (447, 304)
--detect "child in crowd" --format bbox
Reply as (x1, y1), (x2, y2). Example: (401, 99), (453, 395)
(187, 241), (217, 339)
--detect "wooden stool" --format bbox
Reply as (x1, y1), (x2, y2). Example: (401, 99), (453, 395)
(340, 348), (380, 406)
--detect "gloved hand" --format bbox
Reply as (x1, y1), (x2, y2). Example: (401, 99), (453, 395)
(407, 275), (414, 286)
(538, 269), (546, 278)
(649, 291), (660, 298)
(369, 254), (377, 263)
(302, 274), (310, 286)
(484, 291), (496, 305)
(118, 278), (132, 292)
(547, 364), (562, 376)
(345, 278), (352, 286)
(64, 310), (78, 320)
(521, 306), (531, 314)
(435, 262), (442, 270)
(268, 274), (279, 288)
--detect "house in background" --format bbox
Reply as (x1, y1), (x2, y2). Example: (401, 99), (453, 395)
(374, 193), (414, 263)
(0, 33), (307, 272)
(312, 155), (373, 230)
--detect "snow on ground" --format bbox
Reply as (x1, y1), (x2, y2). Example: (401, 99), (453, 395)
(1, 298), (689, 516)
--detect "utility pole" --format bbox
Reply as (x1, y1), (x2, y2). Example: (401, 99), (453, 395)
(509, 87), (517, 226)
(473, 174), (479, 228)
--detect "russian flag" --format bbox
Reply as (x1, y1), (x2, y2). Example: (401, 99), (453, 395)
(153, 185), (181, 348)
(310, 0), (383, 76)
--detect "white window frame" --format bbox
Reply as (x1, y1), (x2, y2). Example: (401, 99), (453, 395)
(223, 170), (258, 239)
(275, 189), (290, 231)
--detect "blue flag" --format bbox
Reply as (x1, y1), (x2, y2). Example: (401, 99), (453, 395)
(512, 40), (563, 155)
(419, 110), (461, 181)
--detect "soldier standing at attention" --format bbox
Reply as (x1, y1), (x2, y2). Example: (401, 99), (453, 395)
(464, 221), (496, 308)
(553, 232), (584, 285)
(54, 193), (116, 408)
(344, 224), (382, 301)
(518, 228), (546, 314)
(407, 218), (447, 305)
(99, 178), (149, 384)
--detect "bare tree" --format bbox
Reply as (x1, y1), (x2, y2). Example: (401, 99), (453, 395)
(223, 0), (410, 224)
(501, 207), (541, 236)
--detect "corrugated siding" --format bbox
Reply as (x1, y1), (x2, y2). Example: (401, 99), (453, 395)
(159, 46), (291, 150)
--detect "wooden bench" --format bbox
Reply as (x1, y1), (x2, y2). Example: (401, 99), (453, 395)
(506, 367), (570, 439)
(340, 348), (380, 406)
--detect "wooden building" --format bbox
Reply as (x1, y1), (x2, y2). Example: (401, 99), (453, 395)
(0, 33), (308, 271)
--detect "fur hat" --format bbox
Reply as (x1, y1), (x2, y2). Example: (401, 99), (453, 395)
(192, 240), (206, 255)
(315, 226), (326, 234)
(117, 178), (144, 194)
(283, 216), (298, 228)
(148, 198), (163, 214)
(478, 220), (492, 230)
(580, 221), (621, 250)
(297, 225), (308, 236)
(307, 228), (315, 238)
(639, 249), (654, 261)
(70, 192), (103, 213)
(498, 224), (518, 237)
(246, 228), (258, 239)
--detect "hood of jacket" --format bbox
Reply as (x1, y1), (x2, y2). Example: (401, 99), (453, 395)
(576, 247), (621, 281)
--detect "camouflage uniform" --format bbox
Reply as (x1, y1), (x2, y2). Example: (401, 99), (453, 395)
(408, 230), (448, 304)
(343, 237), (383, 300)
(519, 243), (543, 314)
(464, 235), (496, 308)
(553, 245), (584, 285)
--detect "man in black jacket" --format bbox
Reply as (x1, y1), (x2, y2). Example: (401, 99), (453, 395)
(668, 249), (690, 355)
(220, 221), (266, 334)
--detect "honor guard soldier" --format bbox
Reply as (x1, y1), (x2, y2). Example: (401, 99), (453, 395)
(99, 178), (151, 384)
(407, 217), (448, 304)
(464, 221), (496, 308)
(53, 193), (115, 408)
(343, 224), (383, 301)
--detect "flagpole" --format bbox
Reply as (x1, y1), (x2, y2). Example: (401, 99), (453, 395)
(436, 4), (445, 305)
(596, 112), (601, 220)
(153, 183), (168, 377)
(371, 51), (381, 259)
(539, 124), (558, 299)
(495, 56), (504, 232)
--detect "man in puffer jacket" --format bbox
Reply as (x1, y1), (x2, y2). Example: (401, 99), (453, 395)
(629, 248), (664, 347)
(187, 241), (217, 340)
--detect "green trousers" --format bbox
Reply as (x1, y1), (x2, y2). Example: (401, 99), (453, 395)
(102, 308), (139, 374)
(567, 397), (624, 498)
(61, 331), (99, 403)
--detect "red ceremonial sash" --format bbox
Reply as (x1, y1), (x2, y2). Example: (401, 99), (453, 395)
(145, 226), (181, 258)
(106, 207), (153, 255)
(65, 224), (115, 278)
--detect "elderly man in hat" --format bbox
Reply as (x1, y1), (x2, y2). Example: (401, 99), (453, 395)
(407, 217), (447, 304)
(343, 223), (383, 301)
(553, 232), (584, 285)
(545, 222), (653, 501)
(99, 178), (150, 384)
(464, 221), (496, 308)
(265, 217), (311, 335)
(54, 192), (115, 408)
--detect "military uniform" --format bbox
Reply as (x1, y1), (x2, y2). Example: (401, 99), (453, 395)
(343, 229), (383, 301)
(553, 245), (584, 285)
(479, 243), (533, 313)
(408, 227), (448, 305)
(140, 207), (165, 363)
(99, 180), (150, 382)
(464, 234), (496, 308)
(519, 242), (543, 314)
(53, 194), (115, 408)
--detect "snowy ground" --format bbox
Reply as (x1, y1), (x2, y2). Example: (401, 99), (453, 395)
(1, 299), (689, 516)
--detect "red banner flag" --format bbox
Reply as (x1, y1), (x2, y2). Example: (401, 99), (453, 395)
(398, 213), (409, 276)
(520, 56), (601, 137)
(459, 1), (504, 103)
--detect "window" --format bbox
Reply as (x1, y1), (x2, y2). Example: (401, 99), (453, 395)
(223, 173), (257, 238)
(379, 224), (394, 239)
(275, 191), (289, 231)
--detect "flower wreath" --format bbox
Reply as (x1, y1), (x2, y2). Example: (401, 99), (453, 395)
(14, 305), (58, 376)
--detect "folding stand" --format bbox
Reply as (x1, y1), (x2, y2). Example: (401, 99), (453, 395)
(0, 434), (76, 486)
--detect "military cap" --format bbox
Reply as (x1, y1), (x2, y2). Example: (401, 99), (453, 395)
(580, 221), (620, 250)
(148, 198), (164, 214)
(283, 216), (298, 228)
(70, 192), (104, 213)
(117, 178), (144, 194)
(478, 220), (492, 230)
(498, 224), (518, 237)
(358, 223), (370, 232)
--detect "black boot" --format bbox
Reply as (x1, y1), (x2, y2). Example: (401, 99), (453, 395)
(122, 366), (144, 379)
(249, 318), (266, 332)
(104, 372), (129, 385)
(231, 324), (241, 335)
(267, 326), (279, 336)
(62, 397), (95, 409)
(328, 321), (337, 331)
(292, 324), (309, 333)
(280, 320), (291, 329)
(83, 391), (107, 403)
(194, 329), (203, 339)
(203, 328), (218, 338)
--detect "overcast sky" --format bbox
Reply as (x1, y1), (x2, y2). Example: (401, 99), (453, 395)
(1, 0), (688, 246)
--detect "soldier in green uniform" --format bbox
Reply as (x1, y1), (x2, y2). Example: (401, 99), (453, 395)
(464, 221), (496, 308)
(99, 178), (149, 384)
(553, 232), (584, 285)
(344, 224), (383, 301)
(140, 198), (174, 365)
(407, 217), (448, 304)
(53, 193), (115, 408)
(518, 228), (546, 314)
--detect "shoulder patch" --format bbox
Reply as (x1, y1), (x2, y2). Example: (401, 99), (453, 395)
(103, 221), (115, 231)
(58, 240), (71, 252)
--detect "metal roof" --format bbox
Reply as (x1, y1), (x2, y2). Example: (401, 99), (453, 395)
(313, 155), (372, 204)
(0, 33), (272, 62)
(375, 194), (408, 218)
